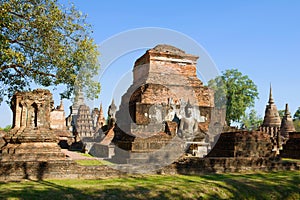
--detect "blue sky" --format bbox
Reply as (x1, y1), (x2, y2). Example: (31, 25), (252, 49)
(1, 0), (299, 127)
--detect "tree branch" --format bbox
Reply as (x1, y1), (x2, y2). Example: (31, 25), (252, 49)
(8, 11), (27, 20)
(0, 64), (56, 78)
(9, 38), (37, 51)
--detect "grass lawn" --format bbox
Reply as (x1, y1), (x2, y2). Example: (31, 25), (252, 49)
(0, 171), (299, 200)
(75, 159), (114, 166)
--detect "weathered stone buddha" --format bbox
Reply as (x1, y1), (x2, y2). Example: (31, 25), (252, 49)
(178, 101), (199, 140)
(107, 99), (117, 129)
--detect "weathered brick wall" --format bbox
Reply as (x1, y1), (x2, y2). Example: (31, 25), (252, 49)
(159, 157), (299, 174)
(0, 157), (299, 181)
(280, 132), (300, 159)
(115, 45), (217, 155)
(0, 160), (124, 181)
(206, 131), (275, 158)
(0, 131), (5, 148)
(116, 45), (214, 136)
(50, 110), (66, 130)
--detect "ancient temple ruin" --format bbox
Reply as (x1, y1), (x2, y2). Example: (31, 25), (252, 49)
(64, 89), (110, 153)
(259, 86), (281, 152)
(259, 86), (296, 154)
(0, 49), (299, 179)
(66, 91), (106, 141)
(116, 44), (214, 136)
(260, 86), (281, 134)
(280, 103), (296, 139)
(50, 100), (65, 130)
(95, 103), (106, 131)
(76, 105), (94, 137)
(279, 104), (299, 159)
(110, 44), (216, 165)
(0, 89), (69, 161)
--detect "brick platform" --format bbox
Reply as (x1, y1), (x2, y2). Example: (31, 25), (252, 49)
(280, 132), (300, 159)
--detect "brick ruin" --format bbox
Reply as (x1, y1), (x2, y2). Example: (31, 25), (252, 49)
(280, 104), (296, 138)
(259, 86), (282, 152)
(206, 131), (275, 158)
(259, 86), (297, 155)
(280, 132), (300, 159)
(0, 131), (5, 150)
(0, 45), (299, 180)
(116, 45), (214, 139)
(50, 100), (65, 130)
(279, 102), (299, 159)
(67, 91), (106, 137)
(64, 90), (107, 152)
(0, 89), (70, 161)
(95, 104), (106, 131)
(38, 45), (298, 166)
(206, 85), (298, 161)
(105, 44), (224, 167)
(75, 104), (94, 137)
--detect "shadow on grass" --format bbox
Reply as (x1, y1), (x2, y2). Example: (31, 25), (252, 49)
(0, 180), (92, 200)
(0, 171), (299, 200)
(0, 180), (176, 200)
(197, 171), (300, 199)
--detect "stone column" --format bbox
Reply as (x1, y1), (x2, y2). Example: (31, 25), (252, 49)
(21, 102), (27, 128)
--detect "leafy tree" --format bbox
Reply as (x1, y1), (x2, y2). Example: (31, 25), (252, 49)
(293, 120), (300, 132)
(241, 109), (263, 130)
(293, 107), (300, 132)
(207, 76), (227, 109)
(278, 110), (285, 119)
(0, 0), (100, 103)
(0, 125), (12, 132)
(293, 107), (300, 120)
(208, 69), (259, 125)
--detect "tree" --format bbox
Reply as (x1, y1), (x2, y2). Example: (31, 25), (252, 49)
(293, 120), (300, 132)
(293, 107), (300, 132)
(241, 109), (263, 130)
(0, 125), (12, 132)
(0, 0), (100, 103)
(208, 69), (259, 125)
(278, 110), (285, 119)
(293, 107), (300, 120)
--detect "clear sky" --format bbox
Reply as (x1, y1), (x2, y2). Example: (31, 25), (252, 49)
(1, 0), (299, 127)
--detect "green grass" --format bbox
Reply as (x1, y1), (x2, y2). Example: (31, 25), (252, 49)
(77, 152), (94, 158)
(75, 159), (114, 166)
(0, 171), (299, 199)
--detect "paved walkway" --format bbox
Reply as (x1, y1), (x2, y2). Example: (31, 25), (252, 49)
(61, 149), (97, 160)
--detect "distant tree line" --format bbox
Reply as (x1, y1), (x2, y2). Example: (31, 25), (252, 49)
(0, 125), (11, 132)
